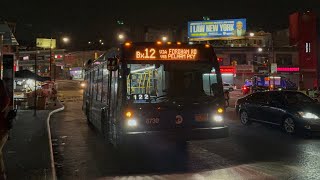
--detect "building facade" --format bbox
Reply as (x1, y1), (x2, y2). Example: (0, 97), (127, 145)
(18, 50), (104, 80)
(214, 47), (299, 88)
(289, 11), (318, 89)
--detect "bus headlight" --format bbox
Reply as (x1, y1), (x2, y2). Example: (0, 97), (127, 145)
(213, 115), (223, 122)
(127, 119), (137, 127)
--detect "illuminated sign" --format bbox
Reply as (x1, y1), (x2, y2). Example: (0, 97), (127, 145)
(36, 38), (56, 49)
(123, 43), (214, 62)
(54, 54), (63, 59)
(236, 65), (253, 73)
(135, 48), (198, 60)
(220, 66), (235, 74)
(277, 67), (300, 72)
(188, 18), (247, 40)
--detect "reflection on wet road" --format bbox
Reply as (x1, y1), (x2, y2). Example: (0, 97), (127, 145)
(50, 82), (320, 179)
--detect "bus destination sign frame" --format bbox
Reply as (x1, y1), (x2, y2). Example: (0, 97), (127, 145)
(122, 43), (213, 62)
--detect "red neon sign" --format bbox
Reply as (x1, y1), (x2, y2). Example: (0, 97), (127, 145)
(277, 67), (300, 72)
(220, 66), (235, 73)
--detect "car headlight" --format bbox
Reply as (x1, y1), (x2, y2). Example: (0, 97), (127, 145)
(213, 115), (223, 122)
(298, 112), (320, 119)
(127, 119), (137, 127)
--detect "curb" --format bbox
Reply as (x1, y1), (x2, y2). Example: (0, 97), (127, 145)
(46, 100), (65, 180)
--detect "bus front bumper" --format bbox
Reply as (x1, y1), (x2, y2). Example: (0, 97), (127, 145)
(122, 126), (229, 143)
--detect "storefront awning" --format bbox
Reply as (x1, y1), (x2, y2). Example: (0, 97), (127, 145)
(0, 23), (19, 46)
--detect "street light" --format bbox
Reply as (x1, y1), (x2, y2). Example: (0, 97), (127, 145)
(88, 41), (91, 44)
(101, 42), (104, 45)
(258, 48), (263, 52)
(118, 34), (125, 40)
(62, 37), (70, 43)
(249, 32), (255, 37)
(162, 36), (168, 42)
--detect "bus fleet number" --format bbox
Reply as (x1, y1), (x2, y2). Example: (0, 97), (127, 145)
(146, 118), (160, 124)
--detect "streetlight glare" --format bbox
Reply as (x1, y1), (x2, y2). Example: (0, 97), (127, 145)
(88, 41), (91, 44)
(118, 34), (125, 40)
(101, 42), (104, 45)
(162, 36), (168, 42)
(62, 37), (70, 43)
(250, 32), (255, 37)
(258, 47), (263, 52)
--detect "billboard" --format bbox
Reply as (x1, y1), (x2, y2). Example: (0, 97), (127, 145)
(36, 38), (56, 49)
(188, 19), (247, 40)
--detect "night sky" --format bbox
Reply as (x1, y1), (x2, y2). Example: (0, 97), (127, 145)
(1, 0), (320, 48)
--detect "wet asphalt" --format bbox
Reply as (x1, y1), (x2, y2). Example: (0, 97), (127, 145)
(50, 80), (320, 180)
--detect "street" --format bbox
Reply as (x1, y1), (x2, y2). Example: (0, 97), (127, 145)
(49, 81), (320, 179)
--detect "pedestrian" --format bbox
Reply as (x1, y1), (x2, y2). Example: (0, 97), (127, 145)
(224, 90), (230, 107)
(51, 87), (57, 106)
(0, 80), (10, 179)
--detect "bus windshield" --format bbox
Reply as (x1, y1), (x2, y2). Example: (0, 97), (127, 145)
(126, 63), (219, 104)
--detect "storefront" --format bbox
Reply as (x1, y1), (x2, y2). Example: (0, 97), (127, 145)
(220, 66), (235, 85)
(69, 67), (83, 79)
(276, 66), (300, 88)
(234, 65), (254, 88)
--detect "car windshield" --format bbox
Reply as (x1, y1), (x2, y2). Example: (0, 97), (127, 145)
(284, 92), (314, 104)
(126, 64), (219, 103)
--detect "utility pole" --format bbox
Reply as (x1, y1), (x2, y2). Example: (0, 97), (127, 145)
(34, 50), (38, 116)
(49, 37), (52, 81)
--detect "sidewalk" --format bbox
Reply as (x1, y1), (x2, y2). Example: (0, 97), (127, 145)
(4, 101), (63, 179)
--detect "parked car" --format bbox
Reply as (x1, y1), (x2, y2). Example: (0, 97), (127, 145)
(223, 83), (234, 91)
(236, 91), (320, 136)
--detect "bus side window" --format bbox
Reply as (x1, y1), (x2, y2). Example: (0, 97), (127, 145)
(96, 68), (100, 100)
(101, 65), (104, 102)
(102, 65), (109, 103)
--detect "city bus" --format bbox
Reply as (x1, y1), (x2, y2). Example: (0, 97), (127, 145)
(83, 42), (228, 147)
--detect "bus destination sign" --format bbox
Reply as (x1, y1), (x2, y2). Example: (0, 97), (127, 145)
(135, 48), (198, 61)
(122, 43), (214, 62)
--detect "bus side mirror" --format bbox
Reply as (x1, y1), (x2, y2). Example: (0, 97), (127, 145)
(107, 58), (119, 71)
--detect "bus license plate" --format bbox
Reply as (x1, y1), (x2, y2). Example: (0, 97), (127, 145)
(195, 114), (208, 122)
